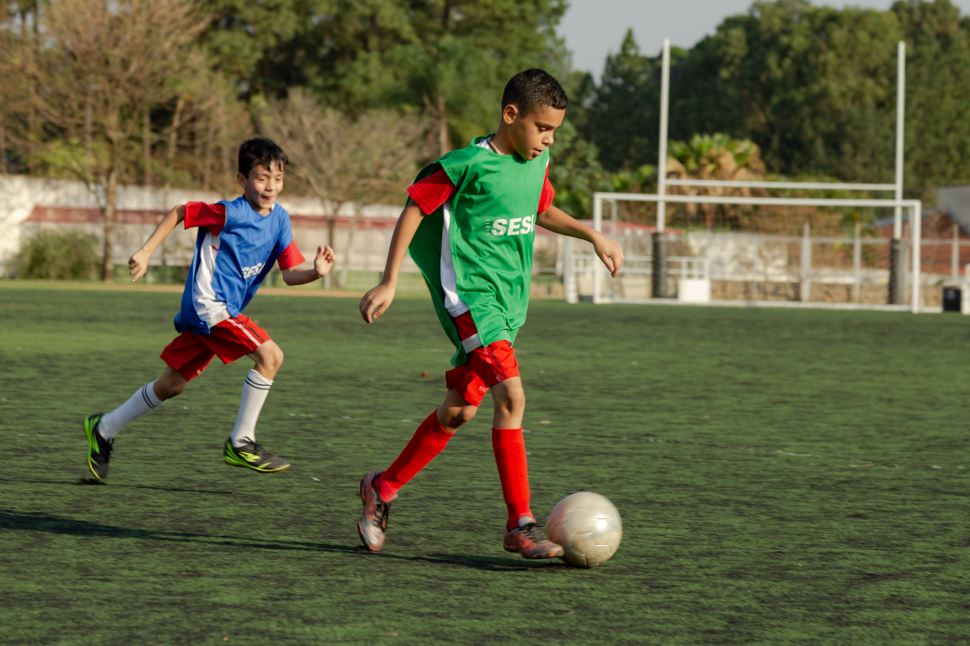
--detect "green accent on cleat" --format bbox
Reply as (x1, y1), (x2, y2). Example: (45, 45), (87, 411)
(83, 413), (112, 481)
(223, 437), (290, 473)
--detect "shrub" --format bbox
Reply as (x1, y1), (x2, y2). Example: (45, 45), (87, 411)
(14, 229), (100, 280)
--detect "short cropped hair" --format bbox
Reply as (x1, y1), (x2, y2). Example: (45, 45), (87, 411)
(501, 69), (568, 115)
(238, 137), (289, 176)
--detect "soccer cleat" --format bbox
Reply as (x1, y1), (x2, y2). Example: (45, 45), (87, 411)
(357, 471), (391, 553)
(503, 522), (564, 559)
(223, 437), (291, 473)
(83, 413), (113, 481)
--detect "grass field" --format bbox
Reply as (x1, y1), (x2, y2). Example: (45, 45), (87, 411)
(1, 281), (968, 644)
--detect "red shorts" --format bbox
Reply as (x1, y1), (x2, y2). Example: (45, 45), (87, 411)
(445, 312), (520, 407)
(160, 314), (269, 381)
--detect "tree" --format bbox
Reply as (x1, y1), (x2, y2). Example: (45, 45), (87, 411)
(12, 0), (209, 280)
(682, 0), (899, 182)
(0, 1), (42, 174)
(666, 133), (767, 229)
(260, 88), (427, 287)
(547, 119), (608, 218)
(318, 0), (569, 156)
(584, 29), (658, 172)
(197, 0), (333, 101)
(893, 0), (970, 201)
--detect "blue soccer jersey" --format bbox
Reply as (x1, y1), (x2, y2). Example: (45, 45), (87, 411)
(174, 196), (304, 334)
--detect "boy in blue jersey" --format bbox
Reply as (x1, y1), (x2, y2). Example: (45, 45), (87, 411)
(82, 137), (335, 481)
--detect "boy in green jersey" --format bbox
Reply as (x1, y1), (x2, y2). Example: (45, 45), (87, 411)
(357, 69), (624, 559)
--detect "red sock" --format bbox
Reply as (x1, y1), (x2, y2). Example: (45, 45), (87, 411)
(492, 427), (533, 530)
(376, 411), (455, 501)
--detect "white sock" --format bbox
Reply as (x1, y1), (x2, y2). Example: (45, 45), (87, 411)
(230, 369), (273, 447)
(99, 381), (162, 440)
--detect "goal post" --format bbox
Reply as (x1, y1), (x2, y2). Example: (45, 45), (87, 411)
(577, 192), (924, 312)
(570, 37), (921, 311)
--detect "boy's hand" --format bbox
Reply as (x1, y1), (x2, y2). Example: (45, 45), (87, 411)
(128, 249), (151, 282)
(359, 283), (395, 324)
(314, 245), (335, 278)
(594, 235), (624, 278)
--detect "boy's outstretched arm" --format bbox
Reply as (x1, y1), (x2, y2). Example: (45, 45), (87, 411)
(281, 245), (335, 286)
(359, 201), (424, 324)
(129, 205), (186, 282)
(537, 205), (624, 277)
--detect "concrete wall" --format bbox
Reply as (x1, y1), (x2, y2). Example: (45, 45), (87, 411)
(0, 174), (405, 277)
(2, 174), (561, 283)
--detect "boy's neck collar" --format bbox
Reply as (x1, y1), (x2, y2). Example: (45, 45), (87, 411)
(243, 195), (274, 216)
(485, 133), (515, 156)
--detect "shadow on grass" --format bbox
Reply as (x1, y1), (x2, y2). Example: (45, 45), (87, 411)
(0, 509), (561, 571)
(0, 476), (234, 496)
(0, 509), (357, 553)
(409, 552), (564, 572)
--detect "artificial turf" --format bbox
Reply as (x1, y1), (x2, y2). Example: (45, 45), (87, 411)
(1, 281), (967, 644)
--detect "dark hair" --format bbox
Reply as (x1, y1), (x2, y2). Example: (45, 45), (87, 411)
(501, 68), (568, 115)
(238, 137), (289, 176)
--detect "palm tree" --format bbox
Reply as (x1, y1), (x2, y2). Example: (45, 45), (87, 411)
(666, 133), (767, 229)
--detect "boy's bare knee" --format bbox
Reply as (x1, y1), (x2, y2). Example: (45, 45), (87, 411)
(494, 386), (525, 417)
(438, 404), (478, 430)
(252, 342), (284, 378)
(156, 376), (186, 400)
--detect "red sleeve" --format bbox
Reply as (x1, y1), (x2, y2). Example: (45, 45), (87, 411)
(183, 202), (226, 235)
(538, 168), (555, 214)
(276, 241), (306, 271)
(407, 168), (457, 215)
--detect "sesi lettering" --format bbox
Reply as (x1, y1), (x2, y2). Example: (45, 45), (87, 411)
(490, 216), (534, 237)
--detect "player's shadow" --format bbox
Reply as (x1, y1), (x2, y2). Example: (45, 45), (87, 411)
(409, 552), (565, 571)
(1, 509), (564, 571)
(0, 476), (233, 496)
(0, 509), (357, 555)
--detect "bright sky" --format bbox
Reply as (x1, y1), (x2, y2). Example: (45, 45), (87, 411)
(561, 0), (970, 78)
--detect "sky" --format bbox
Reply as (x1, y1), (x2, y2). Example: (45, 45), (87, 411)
(560, 0), (970, 78)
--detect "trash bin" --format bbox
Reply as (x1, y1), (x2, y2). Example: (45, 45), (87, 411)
(942, 286), (961, 312)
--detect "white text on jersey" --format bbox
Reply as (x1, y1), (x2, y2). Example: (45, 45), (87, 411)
(241, 262), (265, 279)
(490, 216), (534, 237)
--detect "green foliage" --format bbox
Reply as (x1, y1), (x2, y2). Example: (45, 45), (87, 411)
(8, 0), (970, 214)
(547, 119), (609, 217)
(582, 0), (970, 203)
(197, 0), (333, 100)
(317, 0), (569, 152)
(584, 29), (662, 171)
(894, 0), (970, 201)
(13, 229), (100, 279)
(668, 133), (763, 176)
(610, 163), (656, 193)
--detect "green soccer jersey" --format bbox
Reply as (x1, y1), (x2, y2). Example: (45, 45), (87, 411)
(408, 136), (550, 366)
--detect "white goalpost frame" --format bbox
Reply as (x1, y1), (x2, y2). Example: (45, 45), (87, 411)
(591, 193), (923, 312)
(589, 39), (921, 310)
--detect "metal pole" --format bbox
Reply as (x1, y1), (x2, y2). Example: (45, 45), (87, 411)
(853, 222), (862, 303)
(800, 221), (812, 302)
(563, 237), (577, 304)
(652, 231), (668, 298)
(652, 38), (671, 299)
(952, 223), (959, 282)
(912, 201), (922, 313)
(657, 37), (670, 234)
(593, 193), (602, 304)
(890, 41), (906, 304)
(894, 41), (906, 239)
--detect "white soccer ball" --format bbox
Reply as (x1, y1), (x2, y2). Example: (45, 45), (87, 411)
(546, 491), (623, 568)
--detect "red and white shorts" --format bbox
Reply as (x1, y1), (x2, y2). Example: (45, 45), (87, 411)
(445, 311), (520, 407)
(161, 314), (269, 381)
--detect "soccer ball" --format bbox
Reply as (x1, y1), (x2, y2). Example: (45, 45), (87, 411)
(546, 491), (622, 568)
